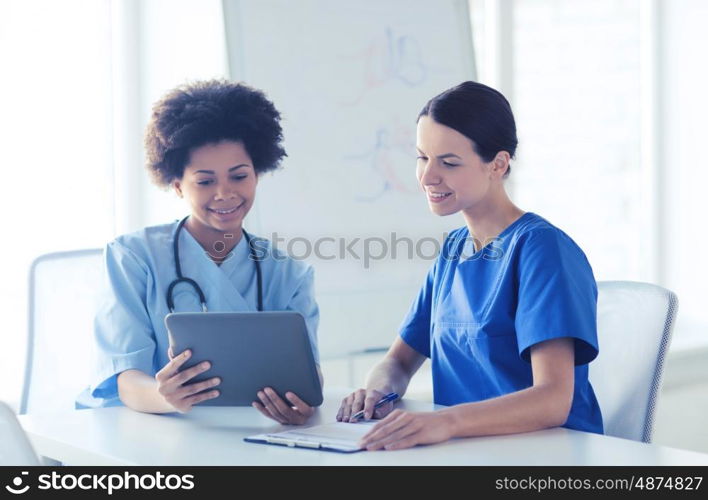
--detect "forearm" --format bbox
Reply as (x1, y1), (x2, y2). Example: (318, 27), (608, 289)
(365, 357), (413, 397)
(443, 383), (573, 438)
(117, 369), (175, 414)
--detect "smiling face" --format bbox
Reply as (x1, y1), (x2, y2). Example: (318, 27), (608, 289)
(173, 140), (258, 236)
(416, 115), (508, 217)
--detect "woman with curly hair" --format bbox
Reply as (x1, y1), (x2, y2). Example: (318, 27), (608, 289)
(77, 80), (320, 425)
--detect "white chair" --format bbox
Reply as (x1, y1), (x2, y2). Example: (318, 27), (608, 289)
(21, 249), (103, 414)
(591, 281), (678, 443)
(0, 401), (40, 465)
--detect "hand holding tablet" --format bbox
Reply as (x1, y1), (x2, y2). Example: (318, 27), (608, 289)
(165, 312), (323, 408)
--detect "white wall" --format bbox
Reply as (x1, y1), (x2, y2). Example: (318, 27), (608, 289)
(654, 348), (708, 453)
(646, 0), (708, 452)
(662, 0), (708, 351)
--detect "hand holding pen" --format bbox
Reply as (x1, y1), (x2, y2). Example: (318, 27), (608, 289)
(350, 392), (399, 421)
(336, 389), (400, 422)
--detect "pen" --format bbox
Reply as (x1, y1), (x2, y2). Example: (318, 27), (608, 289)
(349, 392), (399, 421)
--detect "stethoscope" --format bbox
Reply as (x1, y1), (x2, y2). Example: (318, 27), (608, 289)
(166, 216), (263, 313)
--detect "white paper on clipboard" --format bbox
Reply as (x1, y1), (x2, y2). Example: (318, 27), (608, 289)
(245, 421), (377, 453)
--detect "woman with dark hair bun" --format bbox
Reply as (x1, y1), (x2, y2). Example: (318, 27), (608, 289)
(78, 80), (321, 425)
(338, 81), (603, 450)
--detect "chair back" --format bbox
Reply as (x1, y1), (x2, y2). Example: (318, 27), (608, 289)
(591, 281), (678, 442)
(21, 249), (103, 414)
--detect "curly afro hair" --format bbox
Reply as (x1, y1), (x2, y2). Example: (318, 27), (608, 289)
(144, 79), (287, 187)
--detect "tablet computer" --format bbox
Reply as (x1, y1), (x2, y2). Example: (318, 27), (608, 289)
(165, 311), (323, 407)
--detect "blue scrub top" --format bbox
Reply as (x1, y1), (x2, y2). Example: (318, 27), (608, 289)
(400, 212), (603, 434)
(77, 220), (320, 408)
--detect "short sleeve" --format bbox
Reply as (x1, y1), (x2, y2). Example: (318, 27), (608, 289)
(87, 240), (157, 402)
(398, 263), (436, 358)
(514, 229), (599, 365)
(286, 265), (320, 364)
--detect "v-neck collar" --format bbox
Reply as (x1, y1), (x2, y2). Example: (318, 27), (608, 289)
(177, 226), (255, 311)
(458, 212), (533, 262)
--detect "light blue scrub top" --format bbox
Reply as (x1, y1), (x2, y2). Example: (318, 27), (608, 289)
(77, 220), (320, 408)
(400, 213), (603, 434)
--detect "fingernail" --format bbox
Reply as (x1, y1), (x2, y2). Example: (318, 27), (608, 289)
(184, 350), (191, 358)
(213, 378), (221, 385)
(202, 362), (210, 369)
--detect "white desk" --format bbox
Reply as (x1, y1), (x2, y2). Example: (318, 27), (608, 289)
(18, 389), (708, 466)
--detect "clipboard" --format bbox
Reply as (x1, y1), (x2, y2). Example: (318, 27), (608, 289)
(244, 421), (377, 453)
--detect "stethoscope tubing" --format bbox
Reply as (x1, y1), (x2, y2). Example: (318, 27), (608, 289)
(166, 216), (263, 312)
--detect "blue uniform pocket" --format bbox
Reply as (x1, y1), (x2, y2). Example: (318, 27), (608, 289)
(433, 321), (528, 400)
(435, 320), (514, 341)
(433, 321), (480, 353)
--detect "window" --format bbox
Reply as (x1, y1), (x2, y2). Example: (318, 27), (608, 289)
(0, 0), (114, 406)
(511, 0), (645, 282)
